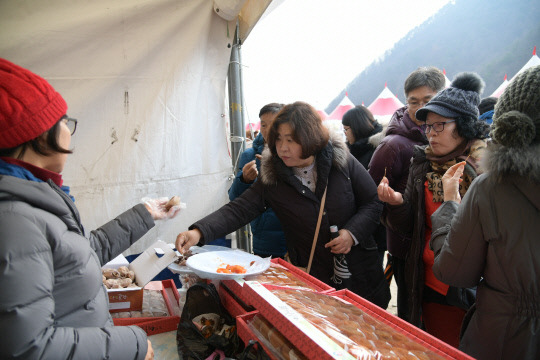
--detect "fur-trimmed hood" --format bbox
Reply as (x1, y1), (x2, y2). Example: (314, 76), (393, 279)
(259, 131), (349, 186)
(368, 121), (389, 149)
(482, 143), (540, 184)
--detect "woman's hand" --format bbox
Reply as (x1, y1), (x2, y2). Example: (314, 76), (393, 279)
(325, 229), (353, 254)
(377, 176), (404, 205)
(175, 229), (202, 254)
(241, 160), (258, 183)
(145, 340), (154, 360)
(142, 196), (183, 220)
(442, 162), (466, 203)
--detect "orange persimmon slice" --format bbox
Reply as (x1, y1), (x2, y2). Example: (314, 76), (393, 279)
(216, 264), (247, 274)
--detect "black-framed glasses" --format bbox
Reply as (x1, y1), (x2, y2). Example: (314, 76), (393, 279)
(343, 126), (351, 133)
(421, 120), (455, 134)
(63, 116), (78, 135)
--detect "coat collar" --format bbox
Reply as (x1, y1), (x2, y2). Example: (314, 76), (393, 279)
(259, 131), (349, 191)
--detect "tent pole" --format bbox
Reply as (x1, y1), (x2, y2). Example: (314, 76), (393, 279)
(227, 22), (252, 253)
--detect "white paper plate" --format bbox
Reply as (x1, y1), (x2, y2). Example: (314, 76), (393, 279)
(185, 250), (271, 280)
(168, 245), (233, 274)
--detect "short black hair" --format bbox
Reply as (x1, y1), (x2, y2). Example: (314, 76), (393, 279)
(342, 106), (377, 140)
(404, 67), (446, 97)
(259, 103), (284, 117)
(0, 118), (73, 159)
(478, 97), (497, 115)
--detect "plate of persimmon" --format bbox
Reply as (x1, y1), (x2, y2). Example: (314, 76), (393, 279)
(185, 250), (271, 280)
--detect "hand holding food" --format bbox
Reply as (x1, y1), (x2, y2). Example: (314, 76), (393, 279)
(175, 229), (202, 254)
(241, 159), (258, 183)
(142, 196), (184, 220)
(441, 161), (466, 203)
(377, 176), (404, 205)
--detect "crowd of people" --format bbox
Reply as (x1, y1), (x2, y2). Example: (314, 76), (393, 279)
(1, 55), (538, 360)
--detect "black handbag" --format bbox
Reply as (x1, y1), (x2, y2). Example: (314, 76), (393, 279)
(176, 283), (239, 360)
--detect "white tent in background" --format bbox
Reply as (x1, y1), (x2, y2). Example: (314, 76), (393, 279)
(0, 0), (274, 254)
(491, 74), (509, 98)
(443, 69), (451, 88)
(367, 84), (404, 125)
(492, 47), (539, 98)
(328, 93), (355, 120)
(510, 46), (540, 82)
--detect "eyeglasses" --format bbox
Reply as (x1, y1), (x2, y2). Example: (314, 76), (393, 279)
(407, 100), (430, 109)
(421, 120), (455, 134)
(63, 117), (78, 135)
(343, 126), (351, 133)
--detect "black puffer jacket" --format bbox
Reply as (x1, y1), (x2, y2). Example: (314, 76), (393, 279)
(191, 134), (390, 308)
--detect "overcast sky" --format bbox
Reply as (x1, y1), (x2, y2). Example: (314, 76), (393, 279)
(241, 0), (452, 123)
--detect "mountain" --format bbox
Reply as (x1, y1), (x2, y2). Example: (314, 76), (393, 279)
(325, 0), (540, 114)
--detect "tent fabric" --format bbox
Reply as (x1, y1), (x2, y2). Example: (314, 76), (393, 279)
(246, 121), (261, 131)
(491, 75), (509, 98)
(443, 69), (451, 88)
(328, 95), (355, 120)
(0, 0), (252, 254)
(509, 50), (540, 82)
(317, 109), (329, 121)
(492, 49), (539, 98)
(367, 86), (404, 124)
(238, 0), (277, 40)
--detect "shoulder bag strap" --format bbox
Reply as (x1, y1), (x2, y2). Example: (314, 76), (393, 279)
(306, 185), (328, 274)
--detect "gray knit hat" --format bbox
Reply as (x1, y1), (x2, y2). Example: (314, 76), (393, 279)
(416, 72), (485, 121)
(491, 65), (540, 148)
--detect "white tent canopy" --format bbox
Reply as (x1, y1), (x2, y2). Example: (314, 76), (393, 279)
(510, 47), (540, 82)
(367, 85), (404, 125)
(491, 74), (509, 98)
(491, 47), (539, 98)
(0, 0), (271, 254)
(328, 94), (355, 120)
(443, 69), (451, 88)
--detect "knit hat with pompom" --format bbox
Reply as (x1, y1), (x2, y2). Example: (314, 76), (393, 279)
(491, 65), (540, 148)
(0, 58), (67, 149)
(416, 72), (485, 121)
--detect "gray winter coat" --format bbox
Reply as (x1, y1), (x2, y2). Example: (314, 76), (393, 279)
(430, 143), (540, 360)
(0, 175), (154, 359)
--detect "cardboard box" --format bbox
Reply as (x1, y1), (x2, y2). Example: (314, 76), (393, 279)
(106, 240), (178, 312)
(221, 258), (334, 308)
(242, 282), (475, 360)
(113, 279), (181, 336)
(103, 253), (129, 269)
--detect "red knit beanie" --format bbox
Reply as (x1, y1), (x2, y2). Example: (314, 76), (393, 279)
(0, 58), (67, 149)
